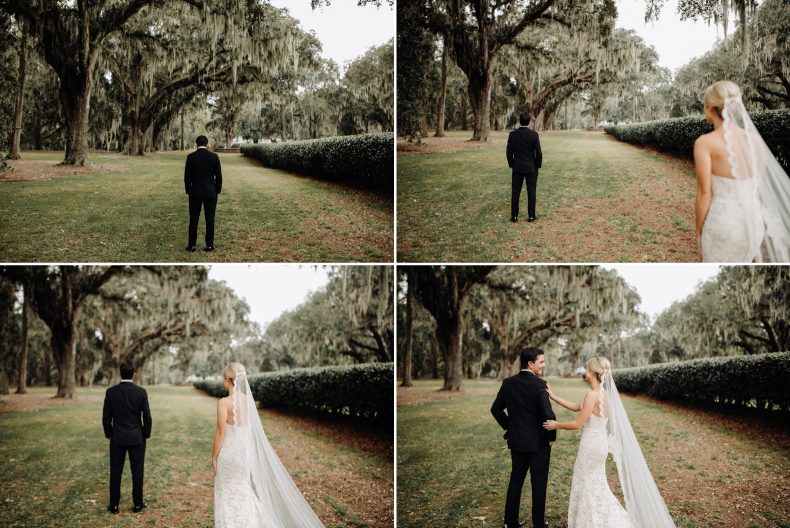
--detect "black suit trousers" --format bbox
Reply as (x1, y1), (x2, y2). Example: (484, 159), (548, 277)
(109, 442), (145, 507)
(511, 171), (538, 220)
(504, 444), (551, 528)
(188, 195), (218, 248)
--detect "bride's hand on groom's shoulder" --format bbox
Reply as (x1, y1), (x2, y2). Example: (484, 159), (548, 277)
(545, 382), (555, 399)
(543, 420), (558, 431)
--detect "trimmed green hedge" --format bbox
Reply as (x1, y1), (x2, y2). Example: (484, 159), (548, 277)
(604, 109), (790, 171)
(194, 363), (393, 420)
(240, 133), (393, 192)
(612, 352), (790, 411)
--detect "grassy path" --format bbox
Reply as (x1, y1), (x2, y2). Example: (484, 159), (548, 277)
(0, 386), (393, 528)
(397, 379), (789, 528)
(397, 130), (698, 262)
(0, 151), (393, 262)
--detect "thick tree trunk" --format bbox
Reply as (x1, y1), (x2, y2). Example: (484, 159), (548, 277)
(59, 72), (93, 166)
(9, 21), (29, 160)
(15, 282), (30, 394)
(54, 326), (78, 398)
(125, 95), (148, 155)
(401, 276), (414, 387)
(434, 41), (448, 138)
(468, 70), (493, 141)
(438, 314), (464, 391)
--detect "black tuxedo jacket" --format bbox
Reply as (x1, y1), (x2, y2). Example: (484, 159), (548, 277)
(103, 381), (152, 446)
(506, 126), (543, 174)
(491, 371), (556, 452)
(184, 147), (222, 200)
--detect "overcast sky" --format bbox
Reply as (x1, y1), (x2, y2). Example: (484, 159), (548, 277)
(208, 265), (330, 328)
(269, 0), (394, 68)
(615, 0), (722, 72)
(604, 264), (722, 320)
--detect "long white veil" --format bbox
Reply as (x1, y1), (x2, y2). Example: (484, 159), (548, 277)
(230, 364), (325, 528)
(601, 369), (675, 527)
(722, 96), (790, 262)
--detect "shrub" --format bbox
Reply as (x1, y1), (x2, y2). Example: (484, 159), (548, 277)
(194, 363), (393, 420)
(240, 133), (393, 193)
(604, 109), (790, 172)
(612, 352), (790, 411)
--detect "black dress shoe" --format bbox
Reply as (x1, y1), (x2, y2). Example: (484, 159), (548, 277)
(204, 246), (215, 252)
(107, 505), (119, 514)
(185, 245), (197, 252)
(510, 217), (518, 223)
(133, 502), (147, 513)
(527, 216), (536, 222)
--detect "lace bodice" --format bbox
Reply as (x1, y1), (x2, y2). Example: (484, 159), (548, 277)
(582, 413), (607, 433)
(711, 174), (756, 201)
(701, 175), (764, 262)
(215, 424), (271, 528)
(567, 412), (632, 528)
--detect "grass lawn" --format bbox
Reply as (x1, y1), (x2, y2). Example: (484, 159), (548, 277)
(397, 378), (789, 528)
(0, 151), (393, 262)
(0, 386), (393, 528)
(397, 130), (698, 262)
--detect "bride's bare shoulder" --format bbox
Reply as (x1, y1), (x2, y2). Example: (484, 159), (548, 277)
(695, 130), (716, 146)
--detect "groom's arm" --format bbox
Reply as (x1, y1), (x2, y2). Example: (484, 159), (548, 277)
(102, 390), (113, 439)
(215, 155), (223, 195)
(534, 135), (542, 170)
(141, 390), (152, 440)
(506, 133), (514, 168)
(538, 383), (556, 442)
(184, 157), (192, 195)
(491, 385), (509, 432)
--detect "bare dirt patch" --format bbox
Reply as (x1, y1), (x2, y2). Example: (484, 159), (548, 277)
(628, 396), (790, 527)
(264, 409), (393, 528)
(0, 392), (102, 413)
(264, 408), (392, 459)
(0, 159), (128, 182)
(398, 136), (506, 154)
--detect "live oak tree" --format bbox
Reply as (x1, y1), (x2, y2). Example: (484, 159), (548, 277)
(651, 266), (790, 359)
(260, 266), (394, 369)
(0, 0), (299, 165)
(27, 266), (129, 398)
(398, 266), (643, 384)
(87, 268), (245, 384)
(423, 0), (617, 141)
(408, 266), (495, 391)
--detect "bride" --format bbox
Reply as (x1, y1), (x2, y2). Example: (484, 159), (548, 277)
(211, 362), (324, 528)
(693, 80), (790, 262)
(543, 357), (675, 528)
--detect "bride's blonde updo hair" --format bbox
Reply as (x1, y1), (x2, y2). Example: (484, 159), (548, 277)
(223, 362), (246, 384)
(702, 80), (741, 119)
(586, 357), (612, 382)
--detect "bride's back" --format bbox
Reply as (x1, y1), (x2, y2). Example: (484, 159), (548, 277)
(700, 129), (736, 179)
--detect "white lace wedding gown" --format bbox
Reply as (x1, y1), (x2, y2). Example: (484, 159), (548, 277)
(215, 424), (271, 528)
(567, 412), (632, 528)
(701, 174), (764, 262)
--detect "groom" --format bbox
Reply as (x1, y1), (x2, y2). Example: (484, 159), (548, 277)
(102, 362), (152, 514)
(506, 112), (543, 223)
(184, 135), (223, 252)
(491, 347), (556, 528)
